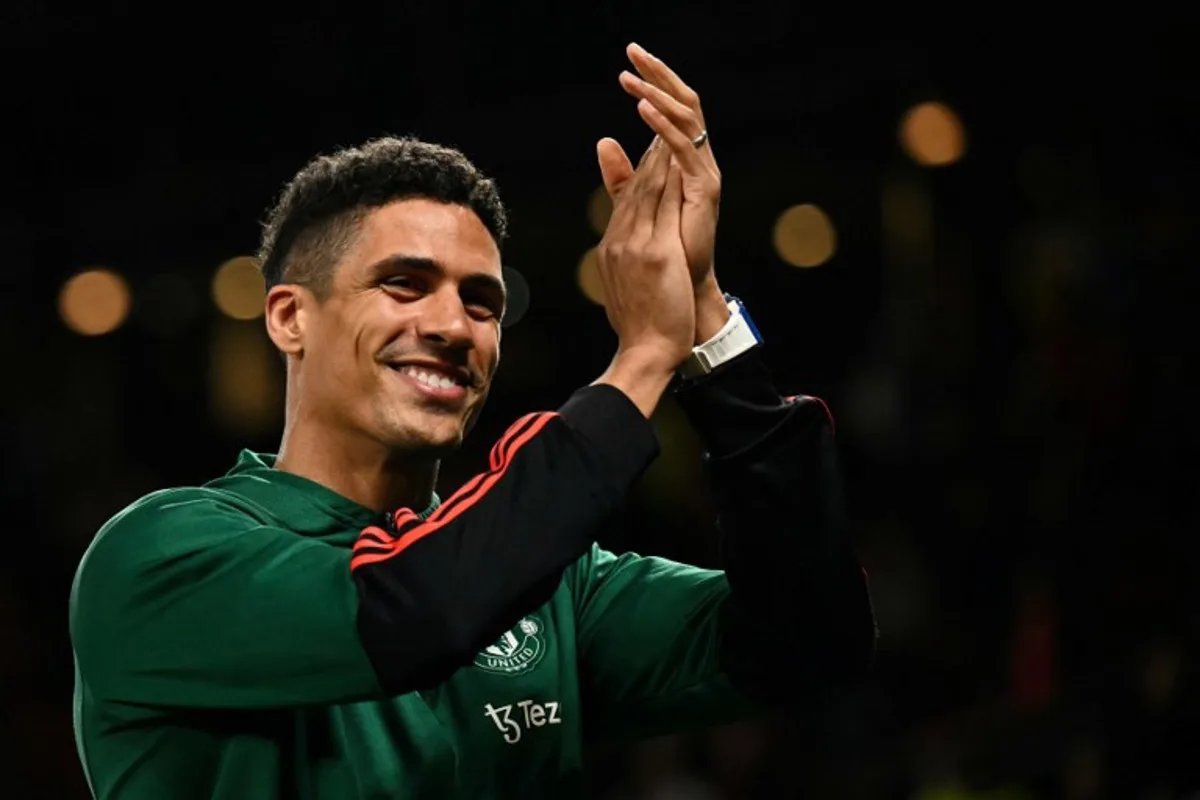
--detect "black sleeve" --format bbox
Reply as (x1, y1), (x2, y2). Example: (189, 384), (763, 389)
(352, 384), (658, 693)
(673, 350), (878, 702)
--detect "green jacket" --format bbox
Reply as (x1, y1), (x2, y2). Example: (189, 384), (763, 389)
(70, 353), (876, 798)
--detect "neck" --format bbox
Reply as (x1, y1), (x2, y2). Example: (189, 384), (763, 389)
(274, 419), (439, 514)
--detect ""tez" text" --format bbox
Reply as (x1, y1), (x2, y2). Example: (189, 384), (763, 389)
(483, 699), (562, 744)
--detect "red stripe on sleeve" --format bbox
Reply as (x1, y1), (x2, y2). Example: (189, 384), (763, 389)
(383, 412), (544, 535)
(410, 412), (544, 531)
(359, 525), (394, 545)
(350, 412), (558, 570)
(785, 394), (835, 436)
(489, 412), (540, 470)
(354, 414), (544, 558)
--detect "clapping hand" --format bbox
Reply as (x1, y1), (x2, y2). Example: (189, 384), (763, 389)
(597, 43), (730, 343)
(590, 116), (695, 418)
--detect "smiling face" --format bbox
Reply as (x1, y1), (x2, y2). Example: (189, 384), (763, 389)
(279, 198), (505, 457)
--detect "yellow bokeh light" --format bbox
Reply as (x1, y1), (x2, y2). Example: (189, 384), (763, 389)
(209, 319), (283, 435)
(58, 268), (131, 336)
(772, 204), (837, 268)
(212, 256), (265, 320)
(900, 102), (966, 167)
(638, 396), (706, 519)
(588, 186), (613, 236)
(577, 247), (606, 305)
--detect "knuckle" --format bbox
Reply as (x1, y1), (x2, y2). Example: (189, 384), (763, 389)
(642, 243), (669, 266)
(682, 87), (701, 107)
(627, 234), (652, 259)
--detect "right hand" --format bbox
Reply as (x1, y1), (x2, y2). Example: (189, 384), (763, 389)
(595, 126), (695, 372)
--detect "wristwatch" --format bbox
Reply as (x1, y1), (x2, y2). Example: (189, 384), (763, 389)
(679, 294), (763, 379)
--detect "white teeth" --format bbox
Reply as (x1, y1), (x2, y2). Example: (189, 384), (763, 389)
(399, 366), (458, 390)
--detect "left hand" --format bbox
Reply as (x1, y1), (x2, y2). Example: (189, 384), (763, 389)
(597, 43), (724, 322)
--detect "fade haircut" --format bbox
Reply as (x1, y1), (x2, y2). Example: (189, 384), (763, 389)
(257, 136), (508, 297)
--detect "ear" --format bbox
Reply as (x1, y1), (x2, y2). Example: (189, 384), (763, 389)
(265, 285), (308, 356)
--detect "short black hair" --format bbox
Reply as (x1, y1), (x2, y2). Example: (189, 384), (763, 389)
(257, 136), (508, 297)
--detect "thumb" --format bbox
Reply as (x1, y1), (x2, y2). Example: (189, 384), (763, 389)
(597, 137), (634, 199)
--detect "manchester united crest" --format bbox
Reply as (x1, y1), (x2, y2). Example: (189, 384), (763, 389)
(473, 616), (546, 675)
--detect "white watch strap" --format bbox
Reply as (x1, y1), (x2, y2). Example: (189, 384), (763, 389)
(679, 300), (760, 379)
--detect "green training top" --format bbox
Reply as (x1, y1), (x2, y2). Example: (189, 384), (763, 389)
(71, 450), (751, 799)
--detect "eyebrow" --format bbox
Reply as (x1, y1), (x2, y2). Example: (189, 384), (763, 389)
(370, 254), (508, 307)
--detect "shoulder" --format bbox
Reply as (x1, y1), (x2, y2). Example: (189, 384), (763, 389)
(86, 486), (259, 558)
(564, 543), (633, 608)
(70, 487), (260, 614)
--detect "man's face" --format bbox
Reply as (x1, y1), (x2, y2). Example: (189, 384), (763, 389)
(297, 198), (505, 457)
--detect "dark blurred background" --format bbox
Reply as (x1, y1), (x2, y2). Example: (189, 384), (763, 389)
(3, 7), (1198, 798)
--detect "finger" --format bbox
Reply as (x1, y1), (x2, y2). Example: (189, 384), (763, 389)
(606, 133), (664, 236)
(627, 43), (704, 120)
(636, 100), (710, 175)
(621, 71), (710, 171)
(620, 71), (697, 135)
(634, 126), (671, 227)
(597, 137), (635, 199)
(635, 134), (659, 168)
(655, 158), (683, 232)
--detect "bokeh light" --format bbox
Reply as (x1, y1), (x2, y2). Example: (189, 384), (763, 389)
(209, 319), (283, 435)
(638, 397), (707, 522)
(500, 266), (531, 328)
(577, 247), (605, 305)
(212, 256), (265, 320)
(772, 204), (837, 268)
(588, 185), (613, 236)
(58, 268), (132, 336)
(900, 101), (966, 167)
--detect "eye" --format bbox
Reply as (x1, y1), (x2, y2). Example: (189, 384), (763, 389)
(382, 275), (423, 295)
(461, 289), (504, 321)
(465, 302), (499, 321)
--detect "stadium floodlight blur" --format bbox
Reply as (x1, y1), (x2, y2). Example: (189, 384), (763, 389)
(58, 268), (131, 336)
(900, 101), (966, 167)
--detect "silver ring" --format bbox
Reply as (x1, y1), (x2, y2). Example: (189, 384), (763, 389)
(690, 129), (709, 149)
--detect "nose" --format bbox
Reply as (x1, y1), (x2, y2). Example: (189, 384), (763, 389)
(414, 288), (474, 350)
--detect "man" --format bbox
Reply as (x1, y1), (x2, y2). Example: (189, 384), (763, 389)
(70, 44), (876, 798)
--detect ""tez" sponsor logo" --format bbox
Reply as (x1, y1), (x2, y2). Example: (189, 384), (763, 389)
(483, 699), (562, 744)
